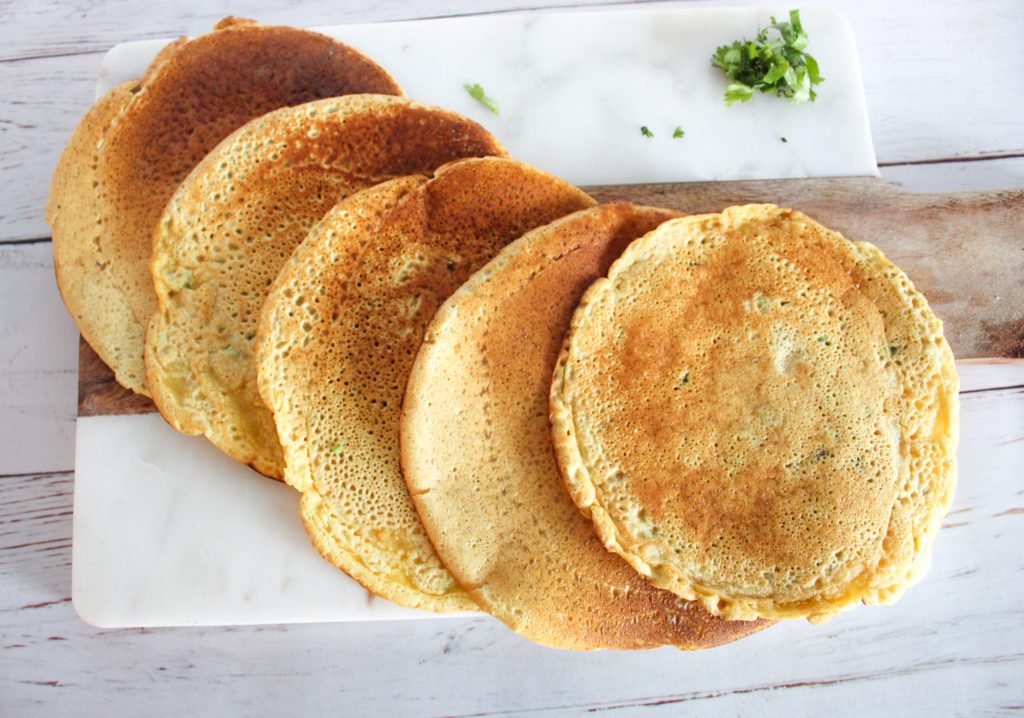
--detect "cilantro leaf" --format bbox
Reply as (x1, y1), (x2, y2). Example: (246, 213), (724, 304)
(724, 83), (754, 106)
(463, 83), (499, 115)
(640, 125), (654, 138)
(673, 126), (685, 139)
(804, 53), (823, 84)
(711, 9), (824, 106)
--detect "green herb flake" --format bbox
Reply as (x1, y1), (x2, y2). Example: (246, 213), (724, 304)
(640, 125), (654, 138)
(724, 82), (754, 106)
(672, 126), (685, 139)
(463, 83), (499, 115)
(330, 443), (344, 455)
(653, 187), (668, 195)
(780, 136), (788, 143)
(711, 10), (824, 106)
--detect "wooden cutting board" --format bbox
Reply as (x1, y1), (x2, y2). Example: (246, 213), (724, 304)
(80, 175), (1024, 421)
(72, 175), (1023, 629)
(590, 177), (1024, 361)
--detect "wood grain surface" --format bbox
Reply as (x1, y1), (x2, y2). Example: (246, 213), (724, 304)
(589, 176), (1024, 360)
(77, 340), (154, 417)
(77, 176), (1024, 415)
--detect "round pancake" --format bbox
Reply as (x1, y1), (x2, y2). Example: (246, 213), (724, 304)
(146, 96), (506, 478)
(46, 36), (192, 394)
(47, 82), (147, 393)
(401, 203), (771, 649)
(550, 205), (959, 623)
(256, 157), (594, 611)
(92, 18), (402, 394)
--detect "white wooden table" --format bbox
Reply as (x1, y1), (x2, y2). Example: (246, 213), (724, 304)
(1, 1), (1022, 715)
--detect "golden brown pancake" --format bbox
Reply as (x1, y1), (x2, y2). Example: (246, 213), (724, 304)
(90, 18), (402, 394)
(46, 38), (197, 395)
(256, 157), (594, 611)
(146, 95), (506, 478)
(48, 82), (147, 393)
(550, 204), (959, 623)
(401, 203), (771, 648)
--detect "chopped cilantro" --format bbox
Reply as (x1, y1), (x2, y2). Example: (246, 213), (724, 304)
(711, 10), (824, 106)
(672, 126), (685, 139)
(724, 82), (754, 105)
(640, 125), (654, 138)
(463, 83), (499, 114)
(780, 136), (788, 143)
(330, 443), (343, 455)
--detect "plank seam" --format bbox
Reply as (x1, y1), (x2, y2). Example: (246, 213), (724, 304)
(0, 49), (105, 64)
(0, 470), (74, 480)
(960, 384), (1024, 396)
(879, 151), (1024, 168)
(0, 237), (52, 247)
(450, 653), (1023, 717)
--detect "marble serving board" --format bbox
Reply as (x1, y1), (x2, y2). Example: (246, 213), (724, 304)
(74, 6), (877, 628)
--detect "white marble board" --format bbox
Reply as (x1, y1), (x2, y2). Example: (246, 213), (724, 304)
(74, 5), (878, 628)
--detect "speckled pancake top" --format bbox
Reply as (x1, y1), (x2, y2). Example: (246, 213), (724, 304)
(146, 95), (505, 478)
(550, 205), (959, 622)
(93, 18), (402, 394)
(47, 82), (146, 394)
(255, 157), (594, 610)
(401, 202), (772, 648)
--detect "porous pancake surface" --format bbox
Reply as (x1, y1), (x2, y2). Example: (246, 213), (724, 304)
(550, 204), (959, 622)
(47, 82), (147, 393)
(401, 203), (771, 648)
(256, 158), (594, 610)
(147, 96), (505, 478)
(94, 18), (402, 393)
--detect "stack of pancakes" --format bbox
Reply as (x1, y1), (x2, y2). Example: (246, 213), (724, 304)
(49, 19), (959, 650)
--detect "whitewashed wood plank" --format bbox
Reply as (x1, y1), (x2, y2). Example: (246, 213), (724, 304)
(843, 0), (1024, 164)
(958, 358), (1024, 393)
(0, 472), (73, 614)
(1, 388), (1022, 716)
(0, 53), (102, 244)
(0, 243), (78, 475)
(0, 0), (659, 60)
(518, 659), (1024, 716)
(880, 156), (1024, 194)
